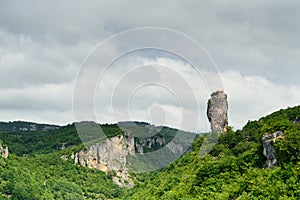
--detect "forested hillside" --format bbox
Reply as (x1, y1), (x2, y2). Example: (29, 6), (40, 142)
(0, 106), (300, 199)
(125, 106), (300, 199)
(0, 122), (124, 155)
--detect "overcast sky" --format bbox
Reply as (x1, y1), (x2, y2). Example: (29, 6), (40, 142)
(0, 0), (299, 132)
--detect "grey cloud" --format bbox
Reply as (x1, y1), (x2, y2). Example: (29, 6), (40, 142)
(0, 83), (73, 111)
(0, 1), (108, 44)
(0, 0), (299, 130)
(0, 29), (89, 88)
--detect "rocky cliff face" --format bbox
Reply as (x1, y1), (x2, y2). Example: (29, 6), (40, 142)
(72, 134), (135, 188)
(72, 129), (190, 188)
(0, 142), (8, 158)
(135, 137), (165, 154)
(262, 131), (283, 168)
(72, 119), (195, 188)
(207, 90), (228, 134)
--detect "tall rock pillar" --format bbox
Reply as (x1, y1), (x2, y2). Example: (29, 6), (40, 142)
(207, 90), (228, 134)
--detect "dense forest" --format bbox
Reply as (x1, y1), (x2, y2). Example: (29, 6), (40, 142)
(0, 106), (300, 199)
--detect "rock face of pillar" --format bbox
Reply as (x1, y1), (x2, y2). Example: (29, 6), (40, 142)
(207, 90), (228, 134)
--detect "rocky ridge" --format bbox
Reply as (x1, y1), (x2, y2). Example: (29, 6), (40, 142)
(135, 137), (165, 154)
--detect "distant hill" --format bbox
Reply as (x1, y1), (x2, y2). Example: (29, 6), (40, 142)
(0, 121), (60, 133)
(0, 121), (187, 156)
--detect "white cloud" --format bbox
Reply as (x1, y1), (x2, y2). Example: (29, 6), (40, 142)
(222, 71), (300, 129)
(0, 29), (92, 88)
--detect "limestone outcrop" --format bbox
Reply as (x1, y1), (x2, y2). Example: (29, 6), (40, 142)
(207, 90), (228, 133)
(262, 131), (283, 168)
(72, 134), (135, 188)
(135, 137), (165, 154)
(72, 121), (194, 188)
(0, 141), (8, 158)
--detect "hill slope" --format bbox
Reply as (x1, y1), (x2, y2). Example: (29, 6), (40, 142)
(0, 106), (299, 199)
(124, 106), (300, 199)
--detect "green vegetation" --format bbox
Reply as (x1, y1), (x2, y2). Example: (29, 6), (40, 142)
(0, 106), (300, 199)
(124, 106), (300, 199)
(0, 122), (124, 155)
(0, 124), (80, 155)
(0, 150), (122, 199)
(0, 121), (60, 133)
